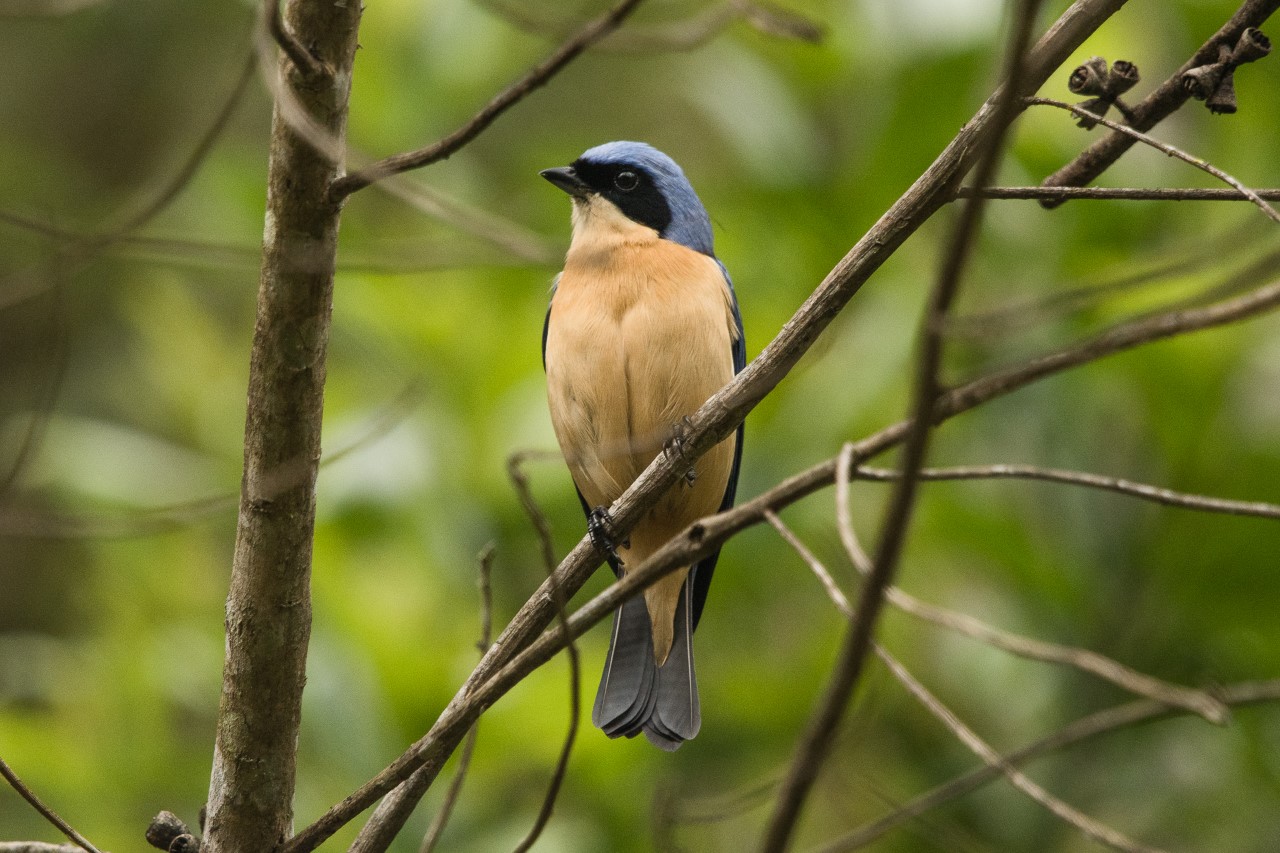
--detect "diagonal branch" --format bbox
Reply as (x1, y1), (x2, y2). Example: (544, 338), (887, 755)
(328, 0), (646, 200)
(766, 504), (1166, 851)
(1041, 0), (1280, 201)
(0, 757), (103, 853)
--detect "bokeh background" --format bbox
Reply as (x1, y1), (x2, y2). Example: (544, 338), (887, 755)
(1, 0), (1278, 850)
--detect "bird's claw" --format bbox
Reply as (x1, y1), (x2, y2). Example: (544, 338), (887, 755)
(588, 506), (624, 569)
(664, 417), (698, 487)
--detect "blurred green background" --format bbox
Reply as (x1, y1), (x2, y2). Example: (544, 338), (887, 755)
(1, 0), (1278, 850)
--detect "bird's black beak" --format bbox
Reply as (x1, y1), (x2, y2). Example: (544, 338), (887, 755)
(540, 166), (591, 198)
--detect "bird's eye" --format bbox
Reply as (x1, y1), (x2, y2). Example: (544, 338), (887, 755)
(614, 170), (639, 192)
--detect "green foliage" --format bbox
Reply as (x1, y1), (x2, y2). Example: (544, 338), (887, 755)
(1, 1), (1278, 850)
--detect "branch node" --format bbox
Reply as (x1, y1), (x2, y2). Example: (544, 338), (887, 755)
(145, 811), (197, 852)
(1182, 28), (1270, 115)
(1067, 56), (1139, 128)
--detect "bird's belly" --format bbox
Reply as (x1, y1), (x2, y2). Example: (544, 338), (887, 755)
(545, 281), (735, 521)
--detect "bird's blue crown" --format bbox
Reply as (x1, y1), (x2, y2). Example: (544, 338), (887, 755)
(577, 141), (715, 257)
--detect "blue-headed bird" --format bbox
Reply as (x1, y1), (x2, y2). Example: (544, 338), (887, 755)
(540, 141), (744, 750)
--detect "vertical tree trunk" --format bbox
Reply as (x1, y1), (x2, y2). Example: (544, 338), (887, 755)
(204, 3), (361, 851)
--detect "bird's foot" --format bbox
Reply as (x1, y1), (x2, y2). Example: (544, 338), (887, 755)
(664, 417), (698, 487)
(588, 506), (625, 569)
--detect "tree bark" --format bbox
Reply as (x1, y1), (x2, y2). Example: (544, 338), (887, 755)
(203, 2), (362, 851)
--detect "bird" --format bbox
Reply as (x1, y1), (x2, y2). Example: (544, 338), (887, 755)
(540, 141), (744, 750)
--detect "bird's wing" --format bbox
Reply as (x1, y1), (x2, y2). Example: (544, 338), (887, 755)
(688, 259), (745, 630)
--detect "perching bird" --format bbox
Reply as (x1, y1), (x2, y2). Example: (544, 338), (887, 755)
(540, 141), (744, 750)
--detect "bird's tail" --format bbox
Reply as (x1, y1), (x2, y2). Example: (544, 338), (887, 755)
(592, 579), (701, 751)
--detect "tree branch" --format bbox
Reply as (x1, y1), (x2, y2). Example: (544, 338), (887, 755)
(853, 463), (1280, 520)
(1028, 97), (1280, 223)
(767, 501), (1166, 851)
(0, 757), (103, 853)
(507, 454), (581, 853)
(328, 0), (646, 200)
(477, 0), (822, 53)
(202, 0), (362, 850)
(1040, 0), (1280, 202)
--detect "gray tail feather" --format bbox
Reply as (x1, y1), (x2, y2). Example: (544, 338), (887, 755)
(593, 581), (701, 751)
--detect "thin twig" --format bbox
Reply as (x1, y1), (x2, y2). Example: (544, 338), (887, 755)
(1029, 97), (1280, 224)
(1041, 0), (1280, 201)
(329, 0), (646, 199)
(814, 678), (1280, 852)
(873, 646), (1163, 853)
(958, 185), (1280, 201)
(854, 463), (1280, 521)
(833, 448), (1229, 723)
(262, 0), (328, 79)
(418, 545), (496, 853)
(763, 510), (852, 617)
(0, 758), (104, 853)
(760, 3), (1046, 848)
(0, 845), (91, 853)
(507, 452), (581, 853)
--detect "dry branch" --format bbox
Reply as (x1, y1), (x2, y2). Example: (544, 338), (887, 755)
(417, 545), (495, 853)
(0, 758), (102, 853)
(832, 450), (1231, 723)
(1041, 0), (1280, 200)
(1029, 97), (1280, 222)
